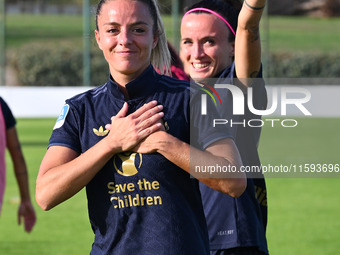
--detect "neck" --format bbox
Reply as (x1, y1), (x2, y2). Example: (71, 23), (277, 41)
(110, 72), (139, 101)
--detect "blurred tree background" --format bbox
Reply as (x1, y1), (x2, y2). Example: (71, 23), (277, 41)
(5, 0), (339, 16)
(2, 0), (340, 86)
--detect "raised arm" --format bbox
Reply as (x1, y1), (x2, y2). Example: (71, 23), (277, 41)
(235, 0), (266, 81)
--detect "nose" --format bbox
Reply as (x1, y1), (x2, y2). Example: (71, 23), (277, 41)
(118, 28), (131, 46)
(192, 43), (204, 59)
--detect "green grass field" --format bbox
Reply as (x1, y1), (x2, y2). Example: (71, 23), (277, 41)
(260, 117), (340, 255)
(263, 16), (340, 54)
(5, 14), (340, 53)
(0, 117), (339, 254)
(0, 118), (92, 254)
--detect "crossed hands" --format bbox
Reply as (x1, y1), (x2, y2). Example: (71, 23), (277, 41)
(104, 100), (167, 154)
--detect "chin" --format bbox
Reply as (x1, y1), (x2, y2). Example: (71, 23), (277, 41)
(190, 73), (210, 83)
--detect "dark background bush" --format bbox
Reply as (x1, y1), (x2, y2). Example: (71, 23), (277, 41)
(267, 52), (340, 78)
(9, 42), (108, 86)
(9, 42), (340, 86)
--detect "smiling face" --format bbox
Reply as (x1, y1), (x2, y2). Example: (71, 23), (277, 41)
(95, 0), (158, 85)
(180, 13), (234, 82)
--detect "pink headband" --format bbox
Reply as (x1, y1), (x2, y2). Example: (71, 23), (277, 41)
(183, 7), (236, 36)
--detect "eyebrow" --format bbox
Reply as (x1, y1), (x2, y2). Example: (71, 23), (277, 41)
(181, 35), (217, 42)
(103, 21), (150, 27)
(201, 36), (217, 41)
